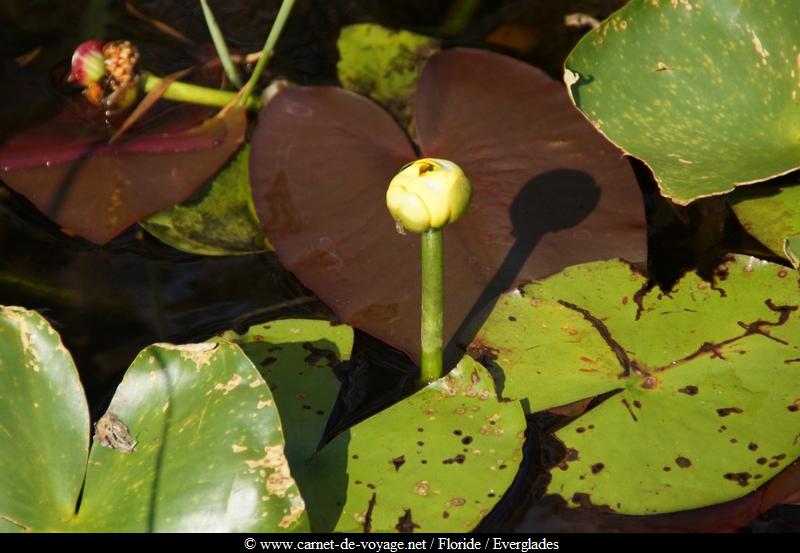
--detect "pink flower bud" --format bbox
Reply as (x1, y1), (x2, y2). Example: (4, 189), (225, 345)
(69, 40), (106, 85)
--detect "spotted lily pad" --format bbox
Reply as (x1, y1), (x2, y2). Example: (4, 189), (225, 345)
(141, 145), (271, 255)
(337, 23), (438, 128)
(301, 356), (526, 532)
(564, 0), (800, 204)
(0, 306), (306, 532)
(729, 178), (800, 262)
(251, 47), (646, 367)
(470, 256), (800, 514)
(212, 319), (353, 477)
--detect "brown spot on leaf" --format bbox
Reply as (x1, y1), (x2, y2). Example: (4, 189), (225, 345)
(449, 498), (466, 507)
(621, 398), (638, 422)
(757, 458), (767, 465)
(675, 457), (691, 468)
(461, 436), (473, 445)
(363, 492), (377, 533)
(717, 407), (743, 417)
(260, 356), (278, 367)
(390, 455), (406, 471)
(724, 472), (752, 487)
(678, 385), (698, 396)
(591, 463), (604, 474)
(303, 342), (339, 366)
(748, 443), (758, 451)
(413, 480), (430, 496)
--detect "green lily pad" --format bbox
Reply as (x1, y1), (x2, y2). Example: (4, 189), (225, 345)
(212, 319), (353, 488)
(0, 306), (306, 532)
(729, 178), (800, 261)
(337, 23), (438, 128)
(140, 146), (271, 256)
(564, 0), (800, 204)
(302, 356), (526, 532)
(470, 256), (800, 514)
(0, 306), (89, 531)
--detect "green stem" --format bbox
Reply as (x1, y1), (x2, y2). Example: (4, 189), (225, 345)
(140, 73), (261, 110)
(440, 0), (482, 37)
(238, 0), (296, 107)
(420, 228), (444, 384)
(200, 0), (243, 88)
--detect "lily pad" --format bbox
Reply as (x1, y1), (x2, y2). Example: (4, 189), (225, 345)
(0, 98), (246, 244)
(302, 355), (526, 532)
(0, 306), (89, 532)
(0, 305), (307, 532)
(337, 23), (438, 128)
(564, 0), (800, 204)
(729, 178), (800, 261)
(141, 145), (271, 256)
(212, 319), (353, 473)
(250, 47), (646, 368)
(470, 256), (800, 514)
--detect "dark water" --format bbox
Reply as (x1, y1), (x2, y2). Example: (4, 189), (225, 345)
(0, 0), (796, 533)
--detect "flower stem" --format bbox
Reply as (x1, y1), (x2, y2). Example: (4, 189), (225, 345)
(140, 72), (261, 110)
(420, 228), (444, 383)
(238, 0), (295, 107)
(200, 0), (243, 88)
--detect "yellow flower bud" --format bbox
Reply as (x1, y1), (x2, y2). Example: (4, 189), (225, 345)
(386, 158), (472, 233)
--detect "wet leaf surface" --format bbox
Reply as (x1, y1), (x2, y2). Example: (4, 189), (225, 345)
(250, 47), (646, 368)
(564, 0), (800, 204)
(0, 101), (247, 245)
(0, 307), (307, 532)
(141, 145), (271, 255)
(336, 23), (439, 128)
(471, 255), (800, 514)
(729, 176), (800, 262)
(302, 356), (526, 532)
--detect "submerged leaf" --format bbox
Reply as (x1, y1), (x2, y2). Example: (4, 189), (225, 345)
(471, 256), (800, 514)
(337, 23), (438, 128)
(564, 0), (800, 204)
(250, 48), (645, 367)
(141, 145), (270, 255)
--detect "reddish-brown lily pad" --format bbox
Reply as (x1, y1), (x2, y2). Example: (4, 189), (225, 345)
(250, 48), (646, 365)
(0, 96), (246, 244)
